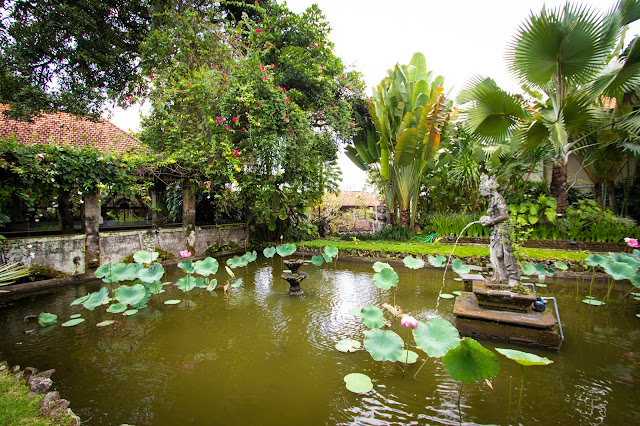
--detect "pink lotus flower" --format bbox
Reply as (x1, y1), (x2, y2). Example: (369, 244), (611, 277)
(400, 315), (419, 328)
(179, 250), (192, 258)
(232, 117), (239, 122)
(625, 237), (640, 248)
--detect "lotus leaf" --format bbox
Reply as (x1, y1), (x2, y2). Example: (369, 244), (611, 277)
(347, 307), (362, 317)
(554, 261), (568, 271)
(131, 290), (151, 309)
(495, 348), (553, 366)
(609, 253), (639, 268)
(372, 261), (392, 272)
(118, 263), (142, 282)
(69, 314), (81, 319)
(178, 260), (195, 273)
(324, 246), (339, 259)
(603, 261), (637, 281)
(206, 279), (218, 291)
(364, 329), (404, 361)
(534, 263), (553, 276)
(632, 272), (640, 288)
(231, 277), (244, 288)
(634, 250), (640, 261)
(413, 318), (460, 357)
(137, 263), (165, 283)
(164, 299), (181, 305)
(442, 337), (500, 383)
(520, 263), (536, 276)
(38, 312), (57, 327)
(400, 350), (419, 364)
(535, 283), (547, 288)
(83, 287), (109, 311)
(582, 299), (605, 306)
(335, 339), (361, 353)
(427, 255), (447, 268)
(123, 309), (138, 316)
(133, 250), (159, 265)
(360, 305), (386, 328)
(176, 275), (197, 292)
(115, 284), (147, 306)
(107, 303), (128, 313)
(95, 262), (130, 283)
(61, 318), (85, 327)
(452, 291), (462, 296)
(372, 267), (399, 290)
(70, 294), (90, 306)
(585, 254), (609, 267)
(439, 293), (455, 299)
(311, 255), (324, 267)
(245, 251), (258, 263)
(141, 279), (163, 295)
(263, 247), (276, 258)
(276, 243), (297, 257)
(451, 259), (471, 275)
(194, 278), (208, 288)
(323, 253), (333, 263)
(96, 320), (116, 327)
(403, 256), (425, 269)
(343, 373), (373, 394)
(227, 256), (247, 269)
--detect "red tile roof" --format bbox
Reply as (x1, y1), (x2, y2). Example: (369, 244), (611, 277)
(0, 104), (145, 153)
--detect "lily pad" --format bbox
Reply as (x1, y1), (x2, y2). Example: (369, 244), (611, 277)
(176, 275), (197, 292)
(439, 293), (455, 299)
(360, 305), (386, 328)
(322, 253), (333, 263)
(400, 350), (419, 364)
(372, 261), (392, 272)
(347, 307), (362, 317)
(372, 267), (399, 290)
(38, 312), (58, 327)
(554, 261), (568, 271)
(534, 283), (547, 288)
(311, 255), (324, 267)
(403, 256), (425, 269)
(364, 329), (404, 361)
(427, 255), (447, 268)
(115, 284), (147, 306)
(227, 255), (247, 269)
(95, 262), (128, 283)
(96, 320), (116, 327)
(324, 246), (339, 259)
(413, 318), (460, 358)
(442, 337), (500, 383)
(61, 318), (85, 327)
(495, 348), (553, 366)
(335, 339), (361, 353)
(276, 243), (297, 257)
(451, 259), (470, 274)
(137, 263), (165, 283)
(164, 299), (181, 305)
(585, 254), (609, 267)
(123, 309), (139, 316)
(70, 294), (90, 306)
(231, 277), (244, 288)
(69, 314), (82, 319)
(452, 291), (462, 296)
(83, 287), (110, 311)
(106, 303), (128, 313)
(194, 278), (208, 288)
(520, 262), (536, 276)
(603, 261), (637, 281)
(263, 247), (276, 258)
(582, 299), (605, 306)
(133, 250), (159, 265)
(344, 373), (373, 394)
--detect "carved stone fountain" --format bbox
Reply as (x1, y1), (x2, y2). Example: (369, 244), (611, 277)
(453, 175), (563, 350)
(281, 259), (307, 295)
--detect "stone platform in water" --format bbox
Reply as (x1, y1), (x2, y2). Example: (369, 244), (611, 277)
(453, 292), (562, 350)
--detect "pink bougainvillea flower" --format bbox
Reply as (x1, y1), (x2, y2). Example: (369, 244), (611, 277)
(149, 75), (154, 79)
(124, 96), (132, 101)
(284, 116), (289, 121)
(226, 126), (232, 130)
(625, 237), (640, 248)
(270, 63), (275, 67)
(273, 42), (277, 47)
(242, 127), (247, 131)
(400, 315), (419, 328)
(333, 104), (337, 109)
(234, 150), (239, 156)
(138, 169), (142, 175)
(179, 250), (192, 258)
(186, 83), (193, 86)
(285, 98), (291, 102)
(282, 87), (287, 92)
(232, 117), (239, 122)
(350, 124), (354, 128)
(256, 29), (263, 33)
(222, 73), (228, 78)
(168, 126), (173, 130)
(216, 117), (222, 124)
(290, 130), (295, 134)
(282, 18), (286, 23)
(340, 75), (344, 79)
(258, 65), (265, 70)
(262, 76), (267, 80)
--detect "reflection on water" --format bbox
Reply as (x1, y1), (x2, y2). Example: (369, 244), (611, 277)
(0, 257), (639, 425)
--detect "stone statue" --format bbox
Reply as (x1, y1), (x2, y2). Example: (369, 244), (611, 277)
(479, 174), (520, 285)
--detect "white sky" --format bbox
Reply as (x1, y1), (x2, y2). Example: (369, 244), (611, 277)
(108, 0), (634, 191)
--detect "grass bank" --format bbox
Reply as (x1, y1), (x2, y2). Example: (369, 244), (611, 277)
(299, 240), (590, 263)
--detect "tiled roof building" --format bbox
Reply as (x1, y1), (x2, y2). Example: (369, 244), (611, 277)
(0, 104), (145, 153)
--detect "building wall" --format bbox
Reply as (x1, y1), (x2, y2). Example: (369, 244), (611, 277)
(2, 224), (247, 275)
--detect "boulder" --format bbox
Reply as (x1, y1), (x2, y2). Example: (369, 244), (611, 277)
(39, 391), (60, 410)
(29, 377), (52, 394)
(10, 365), (20, 374)
(22, 367), (38, 381)
(67, 408), (81, 425)
(44, 399), (70, 418)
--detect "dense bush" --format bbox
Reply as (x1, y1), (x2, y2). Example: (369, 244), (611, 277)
(420, 213), (489, 238)
(339, 225), (415, 241)
(283, 222), (319, 242)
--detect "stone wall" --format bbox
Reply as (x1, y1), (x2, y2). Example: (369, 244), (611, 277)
(2, 224), (247, 275)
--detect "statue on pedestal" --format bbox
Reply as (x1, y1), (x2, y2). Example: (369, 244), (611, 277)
(479, 175), (520, 285)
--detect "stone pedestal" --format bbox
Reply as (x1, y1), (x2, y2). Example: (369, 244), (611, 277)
(82, 190), (100, 270)
(281, 272), (307, 295)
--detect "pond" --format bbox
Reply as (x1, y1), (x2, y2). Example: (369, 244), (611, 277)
(1, 256), (639, 425)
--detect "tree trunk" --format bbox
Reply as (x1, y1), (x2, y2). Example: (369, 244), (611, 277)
(607, 181), (618, 214)
(550, 160), (568, 215)
(399, 207), (410, 228)
(58, 188), (75, 234)
(593, 182), (602, 209)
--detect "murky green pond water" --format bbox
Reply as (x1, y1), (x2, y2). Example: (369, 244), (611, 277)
(1, 257), (639, 425)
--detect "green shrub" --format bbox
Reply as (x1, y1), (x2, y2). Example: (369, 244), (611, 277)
(340, 225), (416, 241)
(283, 222), (318, 242)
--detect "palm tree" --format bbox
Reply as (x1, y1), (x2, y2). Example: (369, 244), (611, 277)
(458, 1), (640, 214)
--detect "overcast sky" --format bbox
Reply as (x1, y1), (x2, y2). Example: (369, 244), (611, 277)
(108, 0), (635, 191)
